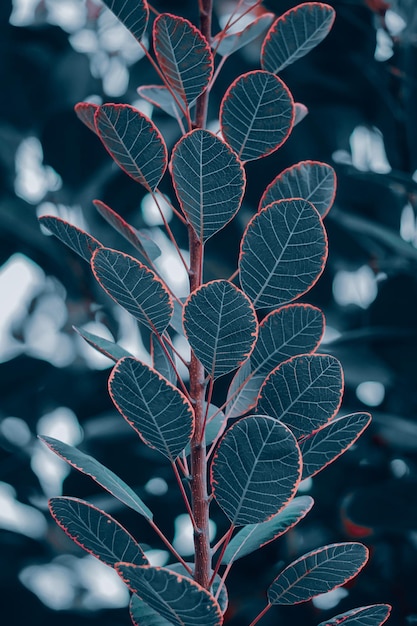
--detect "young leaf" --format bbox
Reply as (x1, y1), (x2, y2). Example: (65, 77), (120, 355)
(137, 85), (185, 120)
(109, 357), (194, 460)
(183, 280), (258, 379)
(171, 129), (246, 242)
(49, 497), (147, 568)
(91, 247), (173, 334)
(259, 160), (337, 218)
(226, 361), (262, 419)
(39, 436), (153, 519)
(214, 13), (275, 57)
(258, 354), (344, 439)
(294, 102), (309, 125)
(261, 3), (335, 74)
(74, 326), (132, 362)
(268, 542), (369, 605)
(74, 102), (99, 133)
(211, 415), (302, 525)
(222, 495), (314, 564)
(300, 412), (372, 480)
(220, 70), (294, 162)
(100, 0), (149, 43)
(150, 334), (177, 385)
(117, 564), (223, 626)
(94, 104), (167, 191)
(39, 216), (102, 262)
(317, 604), (392, 626)
(153, 14), (214, 109)
(239, 199), (328, 309)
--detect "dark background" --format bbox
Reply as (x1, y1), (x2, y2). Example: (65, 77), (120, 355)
(1, 0), (417, 624)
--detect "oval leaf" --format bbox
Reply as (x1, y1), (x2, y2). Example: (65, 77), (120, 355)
(117, 564), (223, 626)
(317, 604), (392, 626)
(239, 199), (328, 309)
(74, 326), (132, 362)
(94, 104), (167, 191)
(74, 102), (99, 133)
(39, 436), (153, 519)
(214, 13), (275, 57)
(131, 594), (172, 626)
(226, 361), (264, 419)
(49, 497), (147, 568)
(109, 357), (194, 460)
(171, 129), (246, 242)
(261, 2), (335, 74)
(101, 0), (149, 43)
(220, 70), (294, 162)
(258, 354), (344, 439)
(268, 542), (369, 605)
(39, 216), (102, 262)
(222, 495), (314, 565)
(91, 247), (173, 335)
(137, 85), (184, 120)
(259, 160), (337, 218)
(300, 412), (371, 480)
(153, 14), (213, 108)
(183, 280), (258, 379)
(211, 415), (302, 525)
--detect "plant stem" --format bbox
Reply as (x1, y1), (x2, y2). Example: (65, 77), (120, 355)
(195, 0), (213, 128)
(249, 603), (272, 626)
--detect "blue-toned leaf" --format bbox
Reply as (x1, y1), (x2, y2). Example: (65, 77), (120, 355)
(261, 2), (335, 73)
(101, 0), (149, 43)
(259, 160), (337, 218)
(40, 436), (153, 519)
(49, 497), (147, 568)
(317, 604), (392, 626)
(150, 334), (177, 385)
(171, 129), (246, 242)
(39, 216), (101, 262)
(95, 104), (167, 191)
(91, 247), (173, 334)
(226, 361), (263, 419)
(74, 102), (99, 133)
(258, 354), (344, 439)
(130, 594), (172, 626)
(300, 412), (371, 480)
(214, 13), (275, 57)
(220, 70), (294, 162)
(109, 357), (194, 460)
(137, 85), (185, 120)
(268, 542), (369, 605)
(294, 102), (308, 125)
(211, 415), (302, 525)
(74, 326), (131, 362)
(239, 199), (328, 309)
(183, 280), (258, 379)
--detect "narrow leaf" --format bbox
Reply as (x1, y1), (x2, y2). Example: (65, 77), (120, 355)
(261, 3), (335, 73)
(91, 247), (173, 334)
(211, 415), (302, 525)
(39, 436), (153, 519)
(109, 357), (194, 460)
(117, 564), (223, 626)
(137, 85), (184, 120)
(268, 542), (369, 605)
(183, 280), (258, 378)
(74, 326), (131, 362)
(150, 334), (177, 385)
(39, 216), (101, 262)
(222, 495), (314, 564)
(239, 199), (328, 309)
(49, 497), (147, 568)
(153, 14), (213, 108)
(294, 102), (308, 125)
(317, 604), (392, 626)
(94, 104), (167, 191)
(214, 13), (275, 57)
(259, 160), (337, 218)
(74, 102), (99, 133)
(171, 129), (246, 242)
(100, 0), (149, 43)
(220, 70), (294, 162)
(300, 412), (371, 480)
(258, 354), (344, 439)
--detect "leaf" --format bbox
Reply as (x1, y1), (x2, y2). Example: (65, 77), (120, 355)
(214, 13), (275, 57)
(239, 199), (328, 309)
(171, 129), (246, 242)
(261, 2), (335, 74)
(109, 357), (194, 460)
(258, 354), (344, 439)
(294, 103), (308, 125)
(49, 497), (147, 568)
(91, 247), (173, 334)
(317, 604), (392, 626)
(300, 412), (371, 480)
(226, 361), (264, 419)
(259, 160), (337, 218)
(222, 495), (314, 565)
(153, 14), (213, 109)
(220, 70), (294, 162)
(74, 102), (99, 133)
(150, 334), (177, 385)
(211, 415), (302, 525)
(94, 104), (167, 191)
(137, 85), (185, 120)
(101, 0), (149, 43)
(39, 436), (153, 519)
(183, 280), (258, 378)
(130, 594), (173, 626)
(117, 564), (223, 626)
(268, 542), (369, 605)
(74, 326), (132, 362)
(39, 216), (102, 262)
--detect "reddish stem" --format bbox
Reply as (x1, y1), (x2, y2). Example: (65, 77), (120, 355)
(249, 603), (272, 626)
(210, 524), (235, 590)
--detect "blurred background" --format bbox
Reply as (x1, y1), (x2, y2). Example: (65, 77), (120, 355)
(1, 0), (417, 624)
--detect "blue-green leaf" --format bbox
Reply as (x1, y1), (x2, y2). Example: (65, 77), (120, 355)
(74, 326), (132, 362)
(137, 85), (185, 120)
(214, 13), (275, 57)
(317, 604), (392, 626)
(150, 334), (177, 385)
(39, 216), (102, 262)
(74, 102), (99, 133)
(100, 0), (149, 43)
